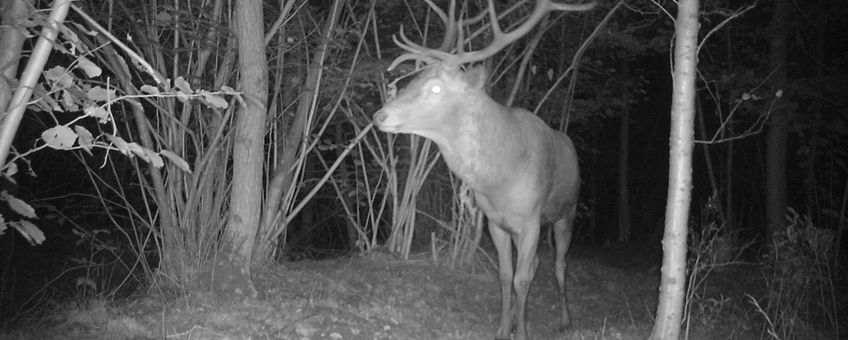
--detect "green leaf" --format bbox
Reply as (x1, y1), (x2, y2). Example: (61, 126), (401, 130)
(41, 126), (77, 150)
(84, 106), (110, 122)
(127, 143), (164, 168)
(3, 162), (18, 180)
(1, 191), (37, 219)
(11, 220), (45, 245)
(73, 125), (94, 155)
(76, 56), (102, 78)
(160, 150), (192, 173)
(140, 85), (160, 94)
(126, 142), (147, 160)
(106, 134), (131, 156)
(44, 66), (74, 89)
(200, 90), (228, 109)
(145, 149), (164, 168)
(174, 76), (193, 94)
(87, 86), (115, 102)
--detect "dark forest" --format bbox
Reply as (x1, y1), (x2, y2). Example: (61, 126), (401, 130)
(0, 0), (845, 339)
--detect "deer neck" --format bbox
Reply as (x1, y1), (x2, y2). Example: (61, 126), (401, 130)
(434, 93), (514, 190)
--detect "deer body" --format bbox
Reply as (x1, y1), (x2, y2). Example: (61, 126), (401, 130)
(374, 65), (580, 339)
(374, 1), (593, 338)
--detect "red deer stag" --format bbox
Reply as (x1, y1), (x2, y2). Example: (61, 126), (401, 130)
(373, 0), (594, 339)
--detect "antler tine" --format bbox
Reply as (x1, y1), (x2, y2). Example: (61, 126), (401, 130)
(395, 25), (458, 60)
(388, 53), (438, 71)
(387, 1), (463, 71)
(422, 0), (459, 52)
(388, 26), (458, 71)
(456, 0), (596, 65)
(392, 25), (430, 54)
(548, 0), (598, 11)
(422, 0), (450, 25)
(462, 6), (489, 26)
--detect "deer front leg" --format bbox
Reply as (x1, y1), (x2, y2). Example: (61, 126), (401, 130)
(512, 220), (541, 340)
(488, 222), (514, 340)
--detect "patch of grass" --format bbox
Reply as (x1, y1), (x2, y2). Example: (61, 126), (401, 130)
(751, 209), (839, 339)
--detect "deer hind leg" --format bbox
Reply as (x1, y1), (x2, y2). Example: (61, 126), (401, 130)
(512, 219), (541, 340)
(488, 222), (514, 340)
(554, 209), (576, 332)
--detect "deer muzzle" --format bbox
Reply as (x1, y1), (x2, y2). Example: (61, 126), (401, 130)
(372, 109), (400, 133)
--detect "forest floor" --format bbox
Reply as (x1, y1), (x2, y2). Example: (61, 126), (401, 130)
(0, 242), (787, 339)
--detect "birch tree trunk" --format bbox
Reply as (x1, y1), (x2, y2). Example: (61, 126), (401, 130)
(649, 0), (699, 338)
(0, 0), (69, 167)
(0, 0), (29, 112)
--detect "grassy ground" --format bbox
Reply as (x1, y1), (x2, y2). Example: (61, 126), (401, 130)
(0, 242), (830, 339)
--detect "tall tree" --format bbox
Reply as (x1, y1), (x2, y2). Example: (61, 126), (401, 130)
(765, 0), (789, 237)
(0, 0), (29, 112)
(0, 0), (69, 167)
(254, 0), (346, 262)
(618, 60), (632, 242)
(649, 0), (698, 338)
(216, 0), (268, 298)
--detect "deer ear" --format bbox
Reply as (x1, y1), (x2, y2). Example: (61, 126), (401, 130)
(463, 66), (489, 90)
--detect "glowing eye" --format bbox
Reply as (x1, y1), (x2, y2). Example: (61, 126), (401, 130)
(430, 85), (442, 94)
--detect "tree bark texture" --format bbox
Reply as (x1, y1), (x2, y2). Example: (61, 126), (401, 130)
(0, 0), (29, 111)
(256, 0), (345, 261)
(0, 0), (69, 168)
(216, 0), (268, 298)
(649, 0), (699, 339)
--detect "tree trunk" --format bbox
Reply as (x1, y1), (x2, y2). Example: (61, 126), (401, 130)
(696, 95), (726, 223)
(256, 0), (345, 262)
(256, 0), (301, 261)
(765, 0), (789, 237)
(0, 0), (29, 112)
(649, 0), (698, 339)
(335, 122), (359, 251)
(215, 0), (268, 299)
(618, 61), (632, 242)
(0, 0), (69, 167)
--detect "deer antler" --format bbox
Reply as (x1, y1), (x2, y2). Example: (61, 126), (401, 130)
(388, 0), (461, 70)
(423, 0), (459, 51)
(388, 0), (596, 71)
(458, 0), (596, 64)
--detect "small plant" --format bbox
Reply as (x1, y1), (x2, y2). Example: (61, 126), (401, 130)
(683, 196), (739, 339)
(0, 189), (42, 246)
(687, 194), (739, 271)
(753, 208), (838, 339)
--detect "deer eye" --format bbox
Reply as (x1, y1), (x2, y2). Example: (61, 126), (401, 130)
(430, 84), (442, 94)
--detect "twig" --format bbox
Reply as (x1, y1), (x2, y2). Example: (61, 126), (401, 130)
(535, 0), (623, 116)
(70, 4), (166, 86)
